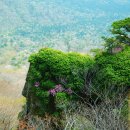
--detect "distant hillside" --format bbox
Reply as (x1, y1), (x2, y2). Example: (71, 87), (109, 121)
(0, 0), (130, 65)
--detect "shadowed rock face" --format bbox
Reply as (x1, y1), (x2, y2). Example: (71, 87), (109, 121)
(22, 65), (56, 115)
(22, 65), (31, 98)
(22, 65), (32, 114)
(22, 65), (42, 115)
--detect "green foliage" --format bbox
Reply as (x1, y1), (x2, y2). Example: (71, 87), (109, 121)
(96, 17), (130, 98)
(111, 17), (130, 36)
(29, 48), (93, 89)
(27, 48), (94, 115)
(93, 46), (130, 91)
(56, 92), (69, 110)
(103, 17), (130, 52)
(41, 80), (56, 90)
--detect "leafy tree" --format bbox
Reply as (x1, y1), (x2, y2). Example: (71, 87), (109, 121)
(103, 17), (130, 52)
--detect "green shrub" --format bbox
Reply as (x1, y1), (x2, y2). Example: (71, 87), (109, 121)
(103, 17), (130, 53)
(93, 46), (130, 94)
(25, 48), (94, 115)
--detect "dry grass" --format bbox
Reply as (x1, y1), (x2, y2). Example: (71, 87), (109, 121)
(0, 96), (26, 130)
(0, 66), (28, 129)
(17, 99), (128, 130)
(63, 101), (128, 130)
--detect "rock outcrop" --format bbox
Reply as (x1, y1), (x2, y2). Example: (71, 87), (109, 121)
(22, 48), (93, 116)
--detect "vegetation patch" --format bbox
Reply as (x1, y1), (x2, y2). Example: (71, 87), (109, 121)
(22, 48), (94, 115)
(93, 46), (130, 94)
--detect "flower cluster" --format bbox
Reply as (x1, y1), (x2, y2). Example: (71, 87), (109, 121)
(65, 88), (73, 94)
(48, 84), (73, 96)
(48, 89), (56, 96)
(55, 84), (64, 92)
(34, 82), (40, 87)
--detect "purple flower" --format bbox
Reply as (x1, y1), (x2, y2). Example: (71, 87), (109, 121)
(48, 85), (72, 96)
(55, 84), (64, 92)
(48, 89), (56, 96)
(65, 88), (73, 94)
(34, 82), (40, 87)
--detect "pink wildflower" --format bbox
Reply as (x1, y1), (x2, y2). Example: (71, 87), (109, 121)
(48, 89), (56, 96)
(35, 82), (40, 87)
(55, 84), (64, 92)
(48, 84), (72, 96)
(65, 88), (73, 94)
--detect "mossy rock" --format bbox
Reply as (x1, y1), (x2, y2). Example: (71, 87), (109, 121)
(22, 48), (94, 116)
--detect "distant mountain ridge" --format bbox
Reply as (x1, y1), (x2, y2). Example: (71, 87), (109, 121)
(1, 0), (130, 34)
(0, 0), (130, 66)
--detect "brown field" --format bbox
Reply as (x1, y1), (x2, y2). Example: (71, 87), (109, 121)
(0, 65), (28, 130)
